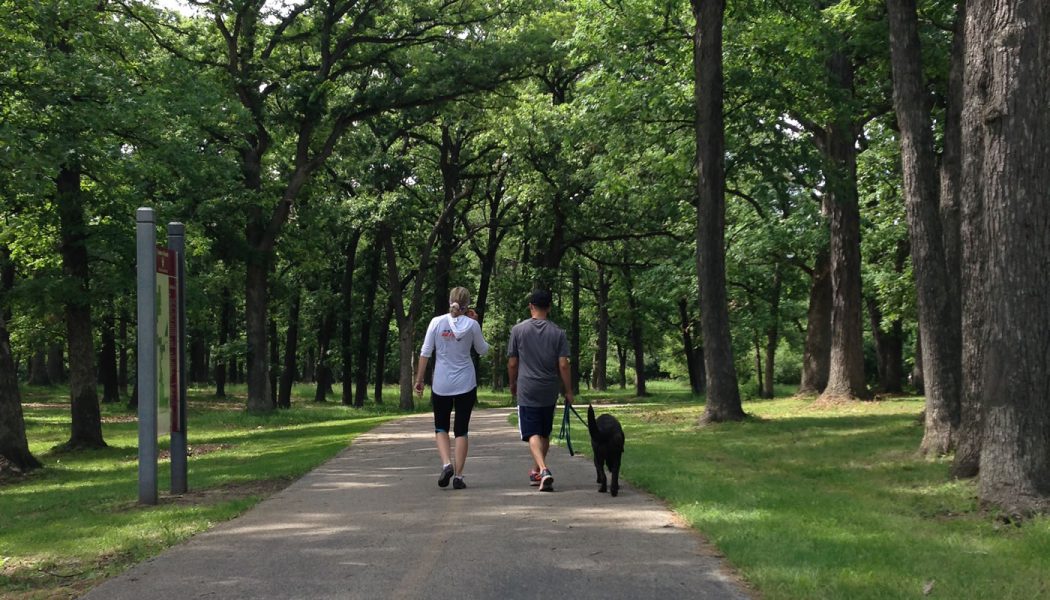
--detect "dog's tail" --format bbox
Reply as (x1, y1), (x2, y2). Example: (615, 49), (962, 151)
(587, 403), (598, 435)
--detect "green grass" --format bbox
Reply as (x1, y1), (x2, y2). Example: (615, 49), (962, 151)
(6, 381), (1049, 599)
(0, 382), (440, 599)
(583, 390), (1050, 600)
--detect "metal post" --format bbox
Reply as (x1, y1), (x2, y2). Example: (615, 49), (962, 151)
(136, 208), (158, 505)
(168, 223), (188, 494)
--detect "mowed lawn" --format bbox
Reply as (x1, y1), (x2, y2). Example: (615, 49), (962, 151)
(4, 380), (1049, 599)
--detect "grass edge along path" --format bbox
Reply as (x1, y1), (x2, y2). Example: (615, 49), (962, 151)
(0, 384), (428, 599)
(599, 394), (1050, 600)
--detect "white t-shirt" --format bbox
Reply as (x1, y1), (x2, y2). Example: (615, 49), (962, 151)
(420, 314), (490, 396)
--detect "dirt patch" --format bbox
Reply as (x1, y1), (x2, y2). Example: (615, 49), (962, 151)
(158, 443), (232, 460)
(158, 477), (296, 507)
(102, 414), (137, 424)
(21, 402), (66, 410)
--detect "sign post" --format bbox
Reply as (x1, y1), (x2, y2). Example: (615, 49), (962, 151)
(136, 208), (158, 505)
(168, 223), (188, 494)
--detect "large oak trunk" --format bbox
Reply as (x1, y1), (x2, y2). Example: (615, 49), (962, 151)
(693, 0), (743, 422)
(278, 290), (300, 409)
(56, 162), (105, 449)
(245, 257), (272, 412)
(966, 0), (1050, 514)
(0, 314), (41, 471)
(887, 0), (962, 455)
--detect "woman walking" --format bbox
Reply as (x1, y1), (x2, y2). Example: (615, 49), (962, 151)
(414, 287), (490, 489)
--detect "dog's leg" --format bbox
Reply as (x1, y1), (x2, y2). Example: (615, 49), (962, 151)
(594, 449), (607, 493)
(609, 452), (621, 497)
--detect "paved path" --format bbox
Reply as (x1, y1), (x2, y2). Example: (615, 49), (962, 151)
(82, 408), (750, 600)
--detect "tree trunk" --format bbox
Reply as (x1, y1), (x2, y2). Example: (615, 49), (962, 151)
(190, 336), (209, 384)
(269, 317), (279, 407)
(817, 48), (870, 401)
(0, 314), (41, 471)
(616, 343), (627, 390)
(47, 342), (65, 384)
(966, 0), (1050, 514)
(215, 287), (231, 397)
(678, 298), (702, 395)
(99, 311), (120, 403)
(355, 244), (381, 407)
(763, 267), (783, 398)
(245, 255), (272, 411)
(314, 293), (337, 403)
(867, 296), (904, 394)
(798, 251), (831, 394)
(29, 349), (50, 386)
(887, 0), (962, 454)
(570, 266), (581, 395)
(278, 289), (300, 409)
(340, 230), (361, 407)
(55, 162), (105, 449)
(910, 331), (925, 394)
(118, 309), (129, 396)
(591, 265), (610, 391)
(374, 299), (393, 405)
(693, 0), (743, 422)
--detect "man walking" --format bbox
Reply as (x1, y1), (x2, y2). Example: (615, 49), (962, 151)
(507, 289), (574, 492)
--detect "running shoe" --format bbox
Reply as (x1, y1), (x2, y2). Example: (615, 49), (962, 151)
(452, 476), (466, 490)
(539, 468), (553, 492)
(438, 463), (454, 488)
(528, 469), (542, 486)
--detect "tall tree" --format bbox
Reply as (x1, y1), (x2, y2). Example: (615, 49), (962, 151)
(886, 0), (962, 455)
(692, 0), (743, 422)
(963, 0), (1050, 514)
(0, 313), (40, 472)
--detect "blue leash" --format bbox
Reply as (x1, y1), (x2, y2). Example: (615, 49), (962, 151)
(558, 404), (588, 456)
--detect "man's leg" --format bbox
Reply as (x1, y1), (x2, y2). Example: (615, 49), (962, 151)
(528, 434), (549, 471)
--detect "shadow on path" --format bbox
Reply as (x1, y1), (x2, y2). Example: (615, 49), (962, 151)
(82, 409), (750, 600)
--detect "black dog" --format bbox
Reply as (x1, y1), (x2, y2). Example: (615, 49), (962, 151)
(587, 404), (625, 497)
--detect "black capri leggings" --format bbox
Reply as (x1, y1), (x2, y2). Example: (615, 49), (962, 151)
(431, 388), (478, 437)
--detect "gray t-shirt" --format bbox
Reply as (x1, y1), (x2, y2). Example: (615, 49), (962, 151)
(507, 318), (570, 407)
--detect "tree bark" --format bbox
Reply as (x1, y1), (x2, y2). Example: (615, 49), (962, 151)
(245, 252), (273, 411)
(99, 311), (120, 403)
(570, 266), (581, 395)
(816, 48), (870, 401)
(866, 296), (904, 394)
(616, 343), (627, 390)
(763, 267), (783, 398)
(798, 251), (831, 394)
(29, 350), (50, 386)
(965, 0), (1050, 514)
(678, 298), (702, 395)
(591, 264), (610, 391)
(55, 162), (105, 449)
(355, 244), (381, 407)
(278, 289), (300, 409)
(47, 342), (65, 384)
(621, 264), (647, 397)
(0, 314), (41, 471)
(340, 230), (361, 406)
(215, 287), (231, 397)
(119, 309), (129, 396)
(268, 316), (279, 407)
(945, 3), (981, 480)
(374, 299), (393, 405)
(887, 0), (962, 454)
(313, 283), (338, 403)
(693, 0), (743, 422)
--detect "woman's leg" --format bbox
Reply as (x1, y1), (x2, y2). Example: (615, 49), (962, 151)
(433, 393), (453, 467)
(451, 389), (477, 475)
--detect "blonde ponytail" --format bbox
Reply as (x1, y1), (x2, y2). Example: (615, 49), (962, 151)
(449, 287), (471, 317)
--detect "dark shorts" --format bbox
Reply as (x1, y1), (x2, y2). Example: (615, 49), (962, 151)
(432, 388), (477, 437)
(518, 405), (556, 441)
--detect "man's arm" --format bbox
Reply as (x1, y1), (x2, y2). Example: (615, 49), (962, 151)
(507, 356), (519, 399)
(558, 357), (574, 406)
